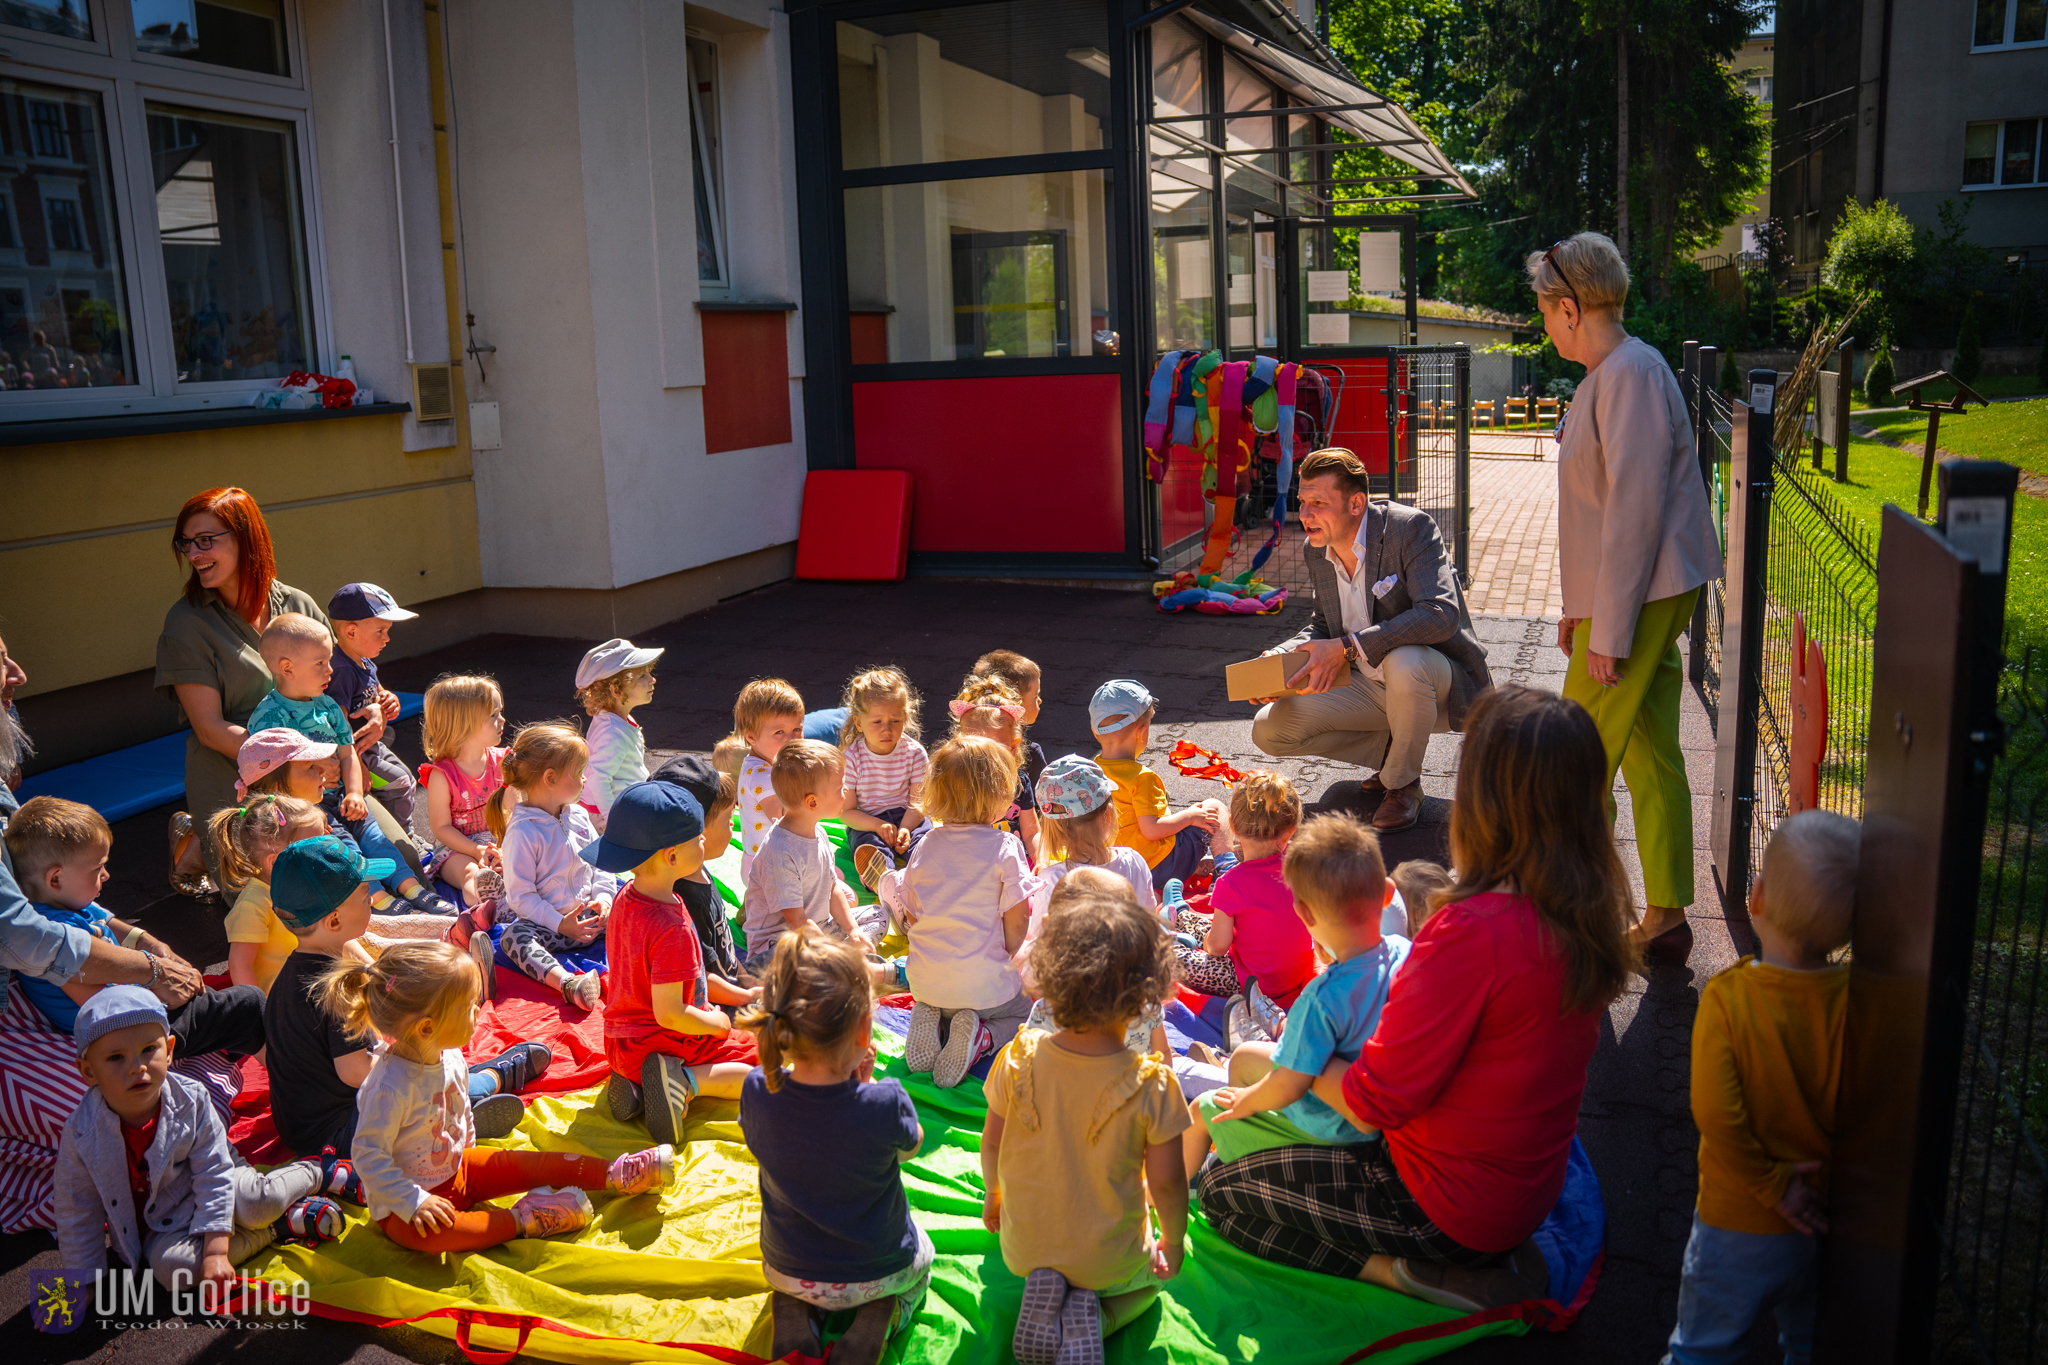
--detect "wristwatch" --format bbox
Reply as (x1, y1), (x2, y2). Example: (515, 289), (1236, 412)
(1341, 633), (1361, 664)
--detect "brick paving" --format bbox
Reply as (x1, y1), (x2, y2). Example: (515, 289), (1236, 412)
(1466, 436), (1566, 617)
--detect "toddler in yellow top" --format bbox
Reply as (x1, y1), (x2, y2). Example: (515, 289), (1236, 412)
(212, 795), (328, 993)
(1666, 809), (1858, 1365)
(980, 875), (1189, 1365)
(1088, 678), (1229, 895)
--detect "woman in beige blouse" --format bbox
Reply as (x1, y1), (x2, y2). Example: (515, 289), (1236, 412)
(154, 487), (327, 893)
(1532, 233), (1722, 965)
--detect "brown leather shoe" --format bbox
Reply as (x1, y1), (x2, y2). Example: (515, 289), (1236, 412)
(1362, 772), (1386, 793)
(1371, 781), (1424, 832)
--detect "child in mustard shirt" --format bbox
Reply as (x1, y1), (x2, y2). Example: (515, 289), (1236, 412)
(1087, 678), (1230, 895)
(1666, 810), (1859, 1365)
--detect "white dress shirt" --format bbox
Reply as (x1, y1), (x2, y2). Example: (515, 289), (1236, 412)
(1327, 514), (1385, 679)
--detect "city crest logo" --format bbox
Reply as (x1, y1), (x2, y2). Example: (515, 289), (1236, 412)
(31, 1270), (88, 1333)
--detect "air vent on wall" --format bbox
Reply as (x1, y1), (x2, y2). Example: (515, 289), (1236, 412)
(410, 362), (456, 422)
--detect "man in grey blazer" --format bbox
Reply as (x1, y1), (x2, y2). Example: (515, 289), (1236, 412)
(1249, 449), (1492, 831)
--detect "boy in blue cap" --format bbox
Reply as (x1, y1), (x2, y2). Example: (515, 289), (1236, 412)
(587, 780), (760, 1146)
(56, 986), (344, 1291)
(325, 582), (419, 834)
(1090, 679), (1231, 893)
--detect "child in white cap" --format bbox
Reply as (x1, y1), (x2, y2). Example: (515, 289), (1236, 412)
(55, 986), (345, 1291)
(575, 638), (665, 829)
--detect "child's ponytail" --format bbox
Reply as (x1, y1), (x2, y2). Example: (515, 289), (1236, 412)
(736, 927), (871, 1092)
(314, 957), (381, 1041)
(209, 793), (321, 893)
(484, 786), (515, 844)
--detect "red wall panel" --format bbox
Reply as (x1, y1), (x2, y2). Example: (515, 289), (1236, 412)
(851, 373), (1125, 554)
(848, 313), (889, 366)
(701, 310), (794, 454)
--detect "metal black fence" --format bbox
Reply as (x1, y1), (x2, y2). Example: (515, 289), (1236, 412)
(1936, 640), (2048, 1363)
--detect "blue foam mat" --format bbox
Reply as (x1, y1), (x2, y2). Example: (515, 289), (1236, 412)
(17, 692), (423, 823)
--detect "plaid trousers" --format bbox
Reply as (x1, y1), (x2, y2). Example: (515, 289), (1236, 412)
(1196, 1142), (1494, 1278)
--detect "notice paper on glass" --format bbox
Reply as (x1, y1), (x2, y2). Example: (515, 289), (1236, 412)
(1177, 241), (1211, 298)
(1357, 233), (1402, 294)
(1308, 312), (1351, 345)
(1306, 270), (1351, 302)
(1228, 273), (1253, 304)
(1229, 315), (1254, 347)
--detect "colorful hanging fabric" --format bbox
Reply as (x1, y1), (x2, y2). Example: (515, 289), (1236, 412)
(1199, 361), (1252, 574)
(1248, 361), (1301, 576)
(1142, 349), (1185, 483)
(1168, 739), (1249, 786)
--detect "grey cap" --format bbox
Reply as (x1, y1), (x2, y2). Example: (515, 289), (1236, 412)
(73, 985), (169, 1062)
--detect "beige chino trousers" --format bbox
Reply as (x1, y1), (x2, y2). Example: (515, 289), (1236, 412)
(1250, 644), (1453, 789)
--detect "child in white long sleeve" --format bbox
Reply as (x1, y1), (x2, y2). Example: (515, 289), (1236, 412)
(489, 722), (617, 1011)
(316, 941), (672, 1255)
(576, 638), (664, 829)
(55, 988), (342, 1291)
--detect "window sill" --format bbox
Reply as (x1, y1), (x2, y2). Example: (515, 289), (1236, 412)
(0, 401), (415, 448)
(1959, 181), (2045, 192)
(695, 300), (800, 312)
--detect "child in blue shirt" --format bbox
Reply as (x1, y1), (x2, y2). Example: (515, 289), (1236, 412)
(1182, 814), (1410, 1173)
(3, 796), (267, 1058)
(248, 612), (452, 916)
(324, 582), (419, 835)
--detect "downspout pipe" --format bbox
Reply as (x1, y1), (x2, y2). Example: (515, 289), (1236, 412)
(382, 0), (417, 364)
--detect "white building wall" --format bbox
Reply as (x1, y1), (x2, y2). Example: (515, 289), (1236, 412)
(444, 0), (805, 595)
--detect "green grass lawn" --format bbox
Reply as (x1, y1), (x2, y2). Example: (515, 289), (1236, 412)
(1852, 373), (2047, 410)
(1808, 437), (2048, 650)
(1853, 398), (2048, 475)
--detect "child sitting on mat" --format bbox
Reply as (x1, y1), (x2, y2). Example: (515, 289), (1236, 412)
(741, 740), (873, 971)
(970, 649), (1048, 798)
(576, 638), (664, 829)
(902, 736), (1037, 1089)
(213, 794), (328, 993)
(1032, 755), (1157, 914)
(590, 781), (759, 1146)
(982, 883), (1188, 1365)
(729, 679), (807, 881)
(838, 666), (930, 891)
(1089, 679), (1229, 893)
(56, 987), (343, 1291)
(1181, 815), (1410, 1176)
(319, 941), (673, 1254)
(739, 929), (930, 1365)
(950, 676), (1041, 864)
(420, 675), (509, 910)
(1172, 772), (1313, 1004)
(490, 721), (615, 1010)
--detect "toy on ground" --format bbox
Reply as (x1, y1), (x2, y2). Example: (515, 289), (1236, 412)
(1152, 570), (1287, 616)
(1168, 740), (1249, 786)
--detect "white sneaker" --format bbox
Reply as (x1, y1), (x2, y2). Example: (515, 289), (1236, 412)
(933, 1011), (990, 1089)
(905, 1001), (942, 1073)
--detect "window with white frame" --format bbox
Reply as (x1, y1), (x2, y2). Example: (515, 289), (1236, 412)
(0, 0), (320, 411)
(1963, 118), (2043, 187)
(1974, 0), (2048, 49)
(686, 34), (727, 288)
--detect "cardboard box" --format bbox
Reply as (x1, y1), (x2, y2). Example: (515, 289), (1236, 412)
(1225, 649), (1352, 702)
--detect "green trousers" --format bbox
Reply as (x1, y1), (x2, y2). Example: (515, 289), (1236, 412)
(1562, 587), (1701, 909)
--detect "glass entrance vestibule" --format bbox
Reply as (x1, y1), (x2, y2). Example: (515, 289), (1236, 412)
(788, 0), (1470, 575)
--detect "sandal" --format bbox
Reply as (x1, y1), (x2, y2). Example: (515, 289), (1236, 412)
(168, 811), (216, 900)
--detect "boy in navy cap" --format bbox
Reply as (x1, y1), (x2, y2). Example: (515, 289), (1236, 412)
(588, 780), (761, 1146)
(56, 986), (344, 1290)
(326, 582), (419, 835)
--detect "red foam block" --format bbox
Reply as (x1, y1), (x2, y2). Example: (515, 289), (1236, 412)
(794, 469), (914, 581)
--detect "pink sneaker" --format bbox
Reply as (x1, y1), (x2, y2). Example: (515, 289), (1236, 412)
(607, 1143), (675, 1196)
(510, 1186), (593, 1239)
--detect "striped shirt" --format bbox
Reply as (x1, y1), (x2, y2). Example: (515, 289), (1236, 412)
(843, 736), (930, 813)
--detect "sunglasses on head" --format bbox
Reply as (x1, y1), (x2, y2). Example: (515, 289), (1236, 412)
(1542, 241), (1583, 317)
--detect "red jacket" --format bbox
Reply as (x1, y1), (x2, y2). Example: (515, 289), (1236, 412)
(1343, 892), (1599, 1252)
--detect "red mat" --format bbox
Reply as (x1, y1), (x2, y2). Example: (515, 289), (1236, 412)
(229, 969), (613, 1164)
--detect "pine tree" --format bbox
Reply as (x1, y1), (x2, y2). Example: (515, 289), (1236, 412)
(1954, 299), (1983, 385)
(1864, 339), (1895, 406)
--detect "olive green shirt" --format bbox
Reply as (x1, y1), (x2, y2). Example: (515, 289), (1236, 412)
(154, 581), (327, 825)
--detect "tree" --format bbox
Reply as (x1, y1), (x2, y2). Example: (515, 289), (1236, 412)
(1823, 199), (1915, 343)
(1864, 339), (1895, 406)
(1955, 299), (1983, 384)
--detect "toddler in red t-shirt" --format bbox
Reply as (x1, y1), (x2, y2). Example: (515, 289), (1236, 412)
(584, 780), (761, 1147)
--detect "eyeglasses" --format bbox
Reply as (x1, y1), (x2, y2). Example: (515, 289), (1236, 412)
(172, 531), (232, 556)
(1542, 241), (1583, 317)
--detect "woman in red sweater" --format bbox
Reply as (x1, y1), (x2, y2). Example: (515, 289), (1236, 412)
(1197, 685), (1635, 1312)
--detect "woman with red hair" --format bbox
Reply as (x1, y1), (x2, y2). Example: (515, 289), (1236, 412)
(153, 488), (327, 893)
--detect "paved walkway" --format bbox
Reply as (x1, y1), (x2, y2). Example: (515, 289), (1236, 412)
(7, 570), (1762, 1364)
(1466, 439), (1565, 617)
